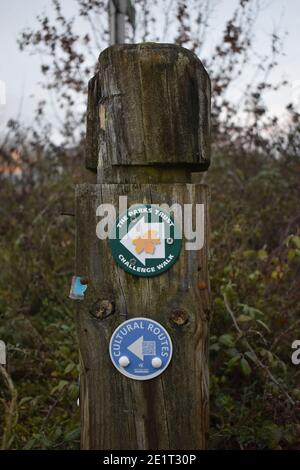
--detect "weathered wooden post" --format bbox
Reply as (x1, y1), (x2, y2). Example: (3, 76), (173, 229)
(76, 43), (211, 450)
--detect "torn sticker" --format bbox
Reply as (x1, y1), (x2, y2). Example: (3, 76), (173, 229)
(69, 276), (88, 300)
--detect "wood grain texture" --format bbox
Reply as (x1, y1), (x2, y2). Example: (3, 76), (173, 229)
(75, 183), (210, 450)
(86, 75), (101, 172)
(85, 43), (211, 173)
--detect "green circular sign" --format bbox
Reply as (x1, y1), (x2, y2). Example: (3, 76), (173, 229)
(109, 204), (182, 277)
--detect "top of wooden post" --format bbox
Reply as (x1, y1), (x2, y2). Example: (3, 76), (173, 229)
(86, 43), (211, 182)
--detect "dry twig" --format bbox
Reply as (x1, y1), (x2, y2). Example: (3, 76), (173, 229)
(0, 365), (18, 450)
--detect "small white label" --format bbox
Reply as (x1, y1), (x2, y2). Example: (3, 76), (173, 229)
(0, 340), (6, 366)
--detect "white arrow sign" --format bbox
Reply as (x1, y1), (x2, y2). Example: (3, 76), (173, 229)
(127, 335), (144, 360)
(120, 216), (165, 265)
(127, 336), (156, 361)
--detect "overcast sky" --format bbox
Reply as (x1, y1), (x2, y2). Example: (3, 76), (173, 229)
(0, 0), (299, 141)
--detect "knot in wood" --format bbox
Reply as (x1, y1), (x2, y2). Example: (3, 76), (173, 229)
(89, 299), (115, 320)
(170, 309), (189, 326)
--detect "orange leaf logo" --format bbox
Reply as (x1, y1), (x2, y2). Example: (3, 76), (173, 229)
(132, 230), (161, 255)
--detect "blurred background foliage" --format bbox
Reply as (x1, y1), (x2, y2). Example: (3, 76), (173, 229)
(0, 0), (300, 450)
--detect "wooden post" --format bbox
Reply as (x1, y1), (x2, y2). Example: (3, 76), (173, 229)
(76, 43), (211, 450)
(109, 0), (136, 45)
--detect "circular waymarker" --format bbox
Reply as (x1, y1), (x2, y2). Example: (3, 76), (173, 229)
(109, 317), (173, 381)
(109, 204), (182, 277)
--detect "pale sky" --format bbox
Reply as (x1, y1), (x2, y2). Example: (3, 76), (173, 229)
(0, 0), (299, 141)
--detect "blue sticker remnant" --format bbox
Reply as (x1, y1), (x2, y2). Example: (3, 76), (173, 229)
(109, 317), (173, 380)
(69, 276), (88, 300)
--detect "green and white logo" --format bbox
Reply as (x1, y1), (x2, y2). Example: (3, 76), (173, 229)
(109, 204), (182, 277)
